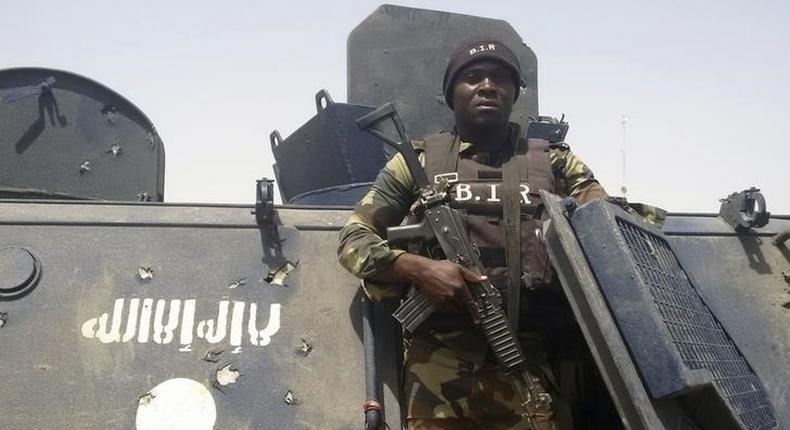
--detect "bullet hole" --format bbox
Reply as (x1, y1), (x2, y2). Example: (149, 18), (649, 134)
(294, 338), (313, 357)
(203, 349), (223, 363)
(265, 261), (297, 287)
(213, 364), (240, 391)
(228, 278), (247, 289)
(137, 266), (154, 281)
(101, 105), (120, 124)
(107, 141), (122, 156)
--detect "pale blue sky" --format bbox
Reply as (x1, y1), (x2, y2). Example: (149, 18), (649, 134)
(3, 1), (788, 212)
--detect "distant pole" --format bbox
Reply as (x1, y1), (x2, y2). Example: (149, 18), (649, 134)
(620, 115), (628, 197)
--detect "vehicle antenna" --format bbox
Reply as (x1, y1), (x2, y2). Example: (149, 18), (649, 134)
(620, 115), (628, 197)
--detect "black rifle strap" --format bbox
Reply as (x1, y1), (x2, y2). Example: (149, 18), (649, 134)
(502, 146), (523, 332)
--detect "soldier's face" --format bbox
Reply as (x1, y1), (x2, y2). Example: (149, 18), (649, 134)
(452, 60), (516, 130)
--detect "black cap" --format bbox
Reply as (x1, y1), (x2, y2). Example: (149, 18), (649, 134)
(442, 38), (523, 109)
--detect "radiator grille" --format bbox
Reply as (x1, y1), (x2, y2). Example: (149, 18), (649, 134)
(616, 218), (776, 430)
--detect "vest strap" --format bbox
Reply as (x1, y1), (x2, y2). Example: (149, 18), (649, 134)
(421, 130), (557, 297)
(423, 132), (459, 182)
(525, 138), (552, 198)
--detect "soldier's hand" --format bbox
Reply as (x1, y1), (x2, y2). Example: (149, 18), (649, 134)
(392, 254), (486, 313)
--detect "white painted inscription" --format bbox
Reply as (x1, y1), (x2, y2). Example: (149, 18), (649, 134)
(451, 183), (532, 204)
(82, 298), (282, 351)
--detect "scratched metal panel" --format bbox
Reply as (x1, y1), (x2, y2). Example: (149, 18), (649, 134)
(0, 201), (399, 429)
(348, 4), (539, 139)
(664, 216), (790, 428)
(0, 68), (165, 201)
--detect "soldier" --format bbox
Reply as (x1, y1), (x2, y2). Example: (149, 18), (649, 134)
(338, 38), (608, 430)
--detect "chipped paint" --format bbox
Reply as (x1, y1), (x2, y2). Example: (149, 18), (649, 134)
(0, 311), (7, 328)
(81, 298), (281, 350)
(101, 105), (120, 124)
(138, 391), (156, 405)
(284, 390), (299, 405)
(135, 378), (216, 430)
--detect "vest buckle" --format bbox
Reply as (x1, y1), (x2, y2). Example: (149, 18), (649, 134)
(433, 172), (459, 187)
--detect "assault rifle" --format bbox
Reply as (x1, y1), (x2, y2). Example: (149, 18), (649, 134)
(356, 103), (553, 428)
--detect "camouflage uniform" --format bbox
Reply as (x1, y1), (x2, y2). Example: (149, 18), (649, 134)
(338, 125), (607, 430)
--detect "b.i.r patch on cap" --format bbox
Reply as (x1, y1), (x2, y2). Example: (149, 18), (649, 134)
(468, 43), (497, 56)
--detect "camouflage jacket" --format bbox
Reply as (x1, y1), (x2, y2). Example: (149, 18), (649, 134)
(337, 126), (607, 279)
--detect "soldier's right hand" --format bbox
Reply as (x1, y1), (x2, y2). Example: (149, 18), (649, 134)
(393, 254), (486, 313)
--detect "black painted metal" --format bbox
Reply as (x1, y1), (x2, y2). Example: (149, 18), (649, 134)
(0, 68), (165, 201)
(270, 90), (385, 205)
(718, 188), (770, 232)
(0, 246), (41, 301)
(0, 200), (403, 429)
(348, 4), (539, 139)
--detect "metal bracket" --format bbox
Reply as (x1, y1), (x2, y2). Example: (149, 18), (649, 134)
(718, 187), (770, 232)
(526, 115), (569, 143)
(315, 89), (334, 113)
(255, 178), (276, 227)
(1, 76), (55, 104)
(433, 172), (458, 186)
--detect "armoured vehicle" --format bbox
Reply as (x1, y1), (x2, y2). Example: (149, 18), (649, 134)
(1, 5), (788, 430)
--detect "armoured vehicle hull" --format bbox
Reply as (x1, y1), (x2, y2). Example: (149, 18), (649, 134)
(1, 4), (788, 430)
(0, 200), (400, 429)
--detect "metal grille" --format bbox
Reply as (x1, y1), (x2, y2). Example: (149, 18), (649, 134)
(616, 218), (776, 430)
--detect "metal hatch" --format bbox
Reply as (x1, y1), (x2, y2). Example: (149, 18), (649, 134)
(348, 4), (539, 139)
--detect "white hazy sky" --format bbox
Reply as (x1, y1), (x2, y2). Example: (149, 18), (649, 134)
(3, 1), (789, 212)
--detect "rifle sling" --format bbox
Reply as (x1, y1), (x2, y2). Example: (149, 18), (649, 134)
(502, 148), (522, 332)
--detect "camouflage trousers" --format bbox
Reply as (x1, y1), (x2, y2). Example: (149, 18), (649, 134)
(402, 320), (570, 430)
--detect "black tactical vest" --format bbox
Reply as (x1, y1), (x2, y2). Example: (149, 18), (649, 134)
(421, 130), (557, 289)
